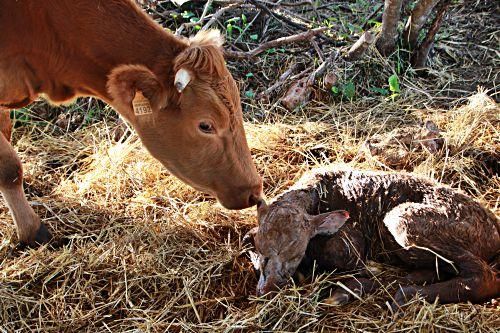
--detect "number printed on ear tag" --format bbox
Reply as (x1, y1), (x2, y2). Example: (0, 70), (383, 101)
(132, 91), (153, 115)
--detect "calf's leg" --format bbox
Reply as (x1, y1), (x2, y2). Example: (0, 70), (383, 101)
(403, 269), (444, 285)
(325, 277), (379, 305)
(384, 203), (500, 306)
(0, 111), (51, 246)
(393, 256), (500, 306)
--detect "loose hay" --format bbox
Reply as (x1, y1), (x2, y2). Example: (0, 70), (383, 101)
(0, 92), (498, 332)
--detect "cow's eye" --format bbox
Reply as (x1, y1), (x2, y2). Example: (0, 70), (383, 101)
(199, 121), (215, 134)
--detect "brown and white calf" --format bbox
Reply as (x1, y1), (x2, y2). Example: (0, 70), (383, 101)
(249, 166), (500, 307)
(0, 0), (262, 246)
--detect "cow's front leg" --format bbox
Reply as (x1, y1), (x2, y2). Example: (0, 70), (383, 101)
(0, 111), (51, 246)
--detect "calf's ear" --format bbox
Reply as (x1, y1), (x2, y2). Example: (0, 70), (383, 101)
(310, 210), (349, 238)
(107, 64), (167, 119)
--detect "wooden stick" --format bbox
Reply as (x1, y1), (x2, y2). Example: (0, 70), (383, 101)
(257, 63), (299, 99)
(224, 27), (327, 59)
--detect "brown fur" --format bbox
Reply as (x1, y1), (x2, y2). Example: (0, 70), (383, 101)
(0, 0), (262, 245)
(251, 166), (500, 307)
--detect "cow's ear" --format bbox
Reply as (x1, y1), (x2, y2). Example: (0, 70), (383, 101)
(309, 210), (349, 238)
(107, 64), (167, 119)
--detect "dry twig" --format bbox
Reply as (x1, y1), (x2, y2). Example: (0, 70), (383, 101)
(175, 0), (214, 35)
(224, 27), (327, 59)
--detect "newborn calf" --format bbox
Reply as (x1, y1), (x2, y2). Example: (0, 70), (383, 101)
(249, 166), (500, 307)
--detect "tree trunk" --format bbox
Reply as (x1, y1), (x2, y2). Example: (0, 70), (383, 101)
(376, 0), (404, 55)
(411, 0), (451, 68)
(403, 0), (440, 49)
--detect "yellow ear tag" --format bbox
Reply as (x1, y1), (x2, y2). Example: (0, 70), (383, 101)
(132, 91), (153, 115)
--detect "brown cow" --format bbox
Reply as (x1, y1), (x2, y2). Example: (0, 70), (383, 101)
(0, 0), (262, 246)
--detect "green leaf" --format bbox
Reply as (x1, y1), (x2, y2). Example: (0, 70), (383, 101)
(250, 34), (259, 41)
(245, 90), (255, 99)
(342, 81), (355, 100)
(331, 86), (340, 95)
(370, 87), (390, 96)
(226, 23), (233, 37)
(226, 17), (241, 23)
(245, 73), (254, 78)
(181, 11), (195, 19)
(388, 74), (400, 93)
(232, 25), (243, 33)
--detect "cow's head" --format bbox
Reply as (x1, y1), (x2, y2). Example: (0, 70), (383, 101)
(107, 30), (262, 209)
(249, 200), (349, 296)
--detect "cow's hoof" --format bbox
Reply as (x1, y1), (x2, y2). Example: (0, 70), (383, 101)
(20, 223), (53, 248)
(34, 223), (52, 245)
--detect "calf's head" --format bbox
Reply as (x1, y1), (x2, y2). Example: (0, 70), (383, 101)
(107, 30), (262, 209)
(250, 200), (349, 296)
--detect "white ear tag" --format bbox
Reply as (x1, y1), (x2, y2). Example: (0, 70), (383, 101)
(132, 91), (153, 115)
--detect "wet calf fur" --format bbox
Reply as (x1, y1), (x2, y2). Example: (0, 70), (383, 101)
(251, 166), (500, 306)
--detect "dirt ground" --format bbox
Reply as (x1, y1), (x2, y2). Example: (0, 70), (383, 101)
(0, 0), (499, 332)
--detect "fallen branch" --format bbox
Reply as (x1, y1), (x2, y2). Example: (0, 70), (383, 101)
(248, 0), (309, 33)
(376, 0), (404, 55)
(257, 63), (299, 100)
(411, 0), (451, 68)
(224, 27), (327, 59)
(307, 50), (340, 86)
(403, 0), (440, 49)
(344, 31), (375, 61)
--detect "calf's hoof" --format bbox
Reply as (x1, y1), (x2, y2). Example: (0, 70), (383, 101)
(390, 285), (419, 312)
(324, 290), (351, 306)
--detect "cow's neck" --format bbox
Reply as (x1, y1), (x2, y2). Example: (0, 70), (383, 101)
(28, 0), (187, 105)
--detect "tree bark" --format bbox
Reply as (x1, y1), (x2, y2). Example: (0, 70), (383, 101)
(411, 0), (451, 68)
(403, 0), (440, 49)
(376, 0), (404, 56)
